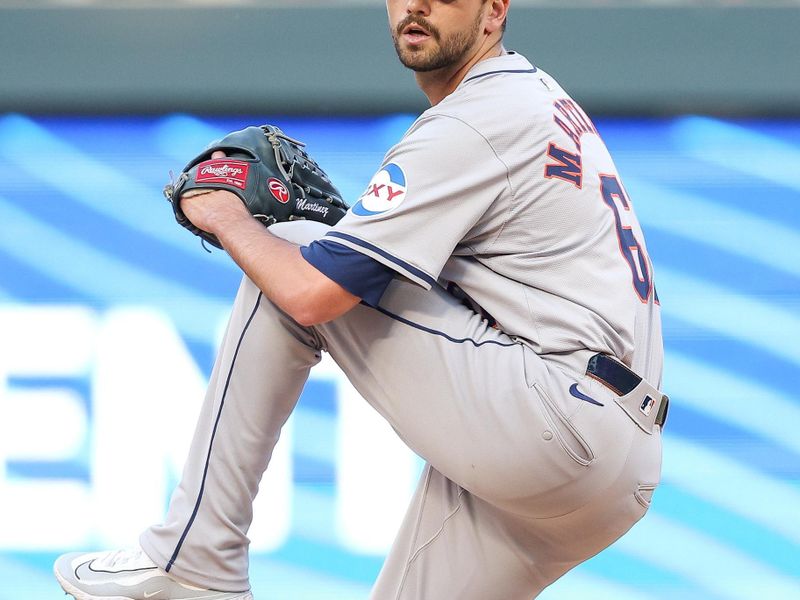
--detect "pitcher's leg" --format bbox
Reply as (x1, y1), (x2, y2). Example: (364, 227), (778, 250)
(312, 277), (662, 599)
(140, 276), (324, 591)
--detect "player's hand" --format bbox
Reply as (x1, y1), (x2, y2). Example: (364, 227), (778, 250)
(180, 151), (252, 235)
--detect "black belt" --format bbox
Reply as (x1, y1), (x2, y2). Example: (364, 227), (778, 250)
(586, 354), (669, 428)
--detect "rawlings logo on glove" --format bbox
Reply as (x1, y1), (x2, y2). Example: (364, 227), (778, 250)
(195, 160), (249, 188)
(164, 124), (349, 249)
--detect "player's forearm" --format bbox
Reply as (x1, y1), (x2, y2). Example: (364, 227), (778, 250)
(214, 213), (360, 326)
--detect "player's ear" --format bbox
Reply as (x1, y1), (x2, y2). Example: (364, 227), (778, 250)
(484, 0), (509, 36)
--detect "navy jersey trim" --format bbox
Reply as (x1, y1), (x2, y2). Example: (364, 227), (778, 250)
(301, 239), (395, 307)
(464, 68), (538, 84)
(165, 292), (263, 573)
(375, 305), (518, 349)
(325, 231), (438, 287)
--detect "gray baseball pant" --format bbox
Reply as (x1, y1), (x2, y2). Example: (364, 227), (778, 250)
(140, 221), (662, 599)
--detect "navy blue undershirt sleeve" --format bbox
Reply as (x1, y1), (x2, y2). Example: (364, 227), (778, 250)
(300, 239), (395, 307)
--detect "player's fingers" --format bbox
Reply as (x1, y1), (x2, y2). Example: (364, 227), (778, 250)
(211, 150), (227, 159)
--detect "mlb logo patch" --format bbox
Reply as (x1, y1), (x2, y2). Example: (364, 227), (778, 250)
(352, 163), (407, 216)
(639, 395), (656, 417)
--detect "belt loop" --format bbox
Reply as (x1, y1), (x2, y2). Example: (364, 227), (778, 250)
(655, 394), (669, 428)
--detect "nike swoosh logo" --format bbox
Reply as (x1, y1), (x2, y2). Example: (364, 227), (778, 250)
(144, 591), (163, 599)
(569, 383), (604, 406)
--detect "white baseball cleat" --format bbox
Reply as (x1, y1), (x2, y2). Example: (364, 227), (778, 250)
(53, 548), (253, 600)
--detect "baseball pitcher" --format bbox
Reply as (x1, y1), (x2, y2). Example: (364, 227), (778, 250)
(55, 1), (667, 598)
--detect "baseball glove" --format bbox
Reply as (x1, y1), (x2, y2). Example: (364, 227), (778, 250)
(164, 124), (348, 249)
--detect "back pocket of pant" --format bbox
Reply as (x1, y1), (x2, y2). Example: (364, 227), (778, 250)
(533, 383), (595, 467)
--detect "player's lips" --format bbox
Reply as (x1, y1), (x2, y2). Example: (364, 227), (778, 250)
(401, 23), (432, 44)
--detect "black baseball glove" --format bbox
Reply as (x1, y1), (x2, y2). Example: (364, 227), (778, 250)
(164, 124), (348, 249)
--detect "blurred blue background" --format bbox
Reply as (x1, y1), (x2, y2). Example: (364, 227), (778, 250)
(0, 113), (799, 599)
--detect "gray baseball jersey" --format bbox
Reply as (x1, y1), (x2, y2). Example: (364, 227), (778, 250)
(132, 51), (666, 600)
(313, 51), (662, 384)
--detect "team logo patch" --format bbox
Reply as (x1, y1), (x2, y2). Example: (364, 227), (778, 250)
(195, 159), (249, 190)
(268, 177), (290, 203)
(352, 163), (407, 216)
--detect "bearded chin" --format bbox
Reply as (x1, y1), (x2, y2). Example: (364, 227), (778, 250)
(394, 45), (456, 73)
(392, 20), (481, 73)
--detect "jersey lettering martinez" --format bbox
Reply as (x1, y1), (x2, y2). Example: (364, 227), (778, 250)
(303, 52), (662, 378)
